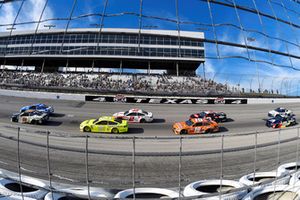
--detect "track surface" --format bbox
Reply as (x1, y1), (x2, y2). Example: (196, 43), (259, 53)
(1, 95), (299, 136)
(1, 95), (300, 189)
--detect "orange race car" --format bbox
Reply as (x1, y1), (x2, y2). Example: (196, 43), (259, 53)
(172, 118), (219, 135)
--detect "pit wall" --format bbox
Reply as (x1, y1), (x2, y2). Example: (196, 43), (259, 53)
(0, 89), (299, 104)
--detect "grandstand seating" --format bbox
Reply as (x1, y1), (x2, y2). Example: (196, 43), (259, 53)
(0, 71), (240, 96)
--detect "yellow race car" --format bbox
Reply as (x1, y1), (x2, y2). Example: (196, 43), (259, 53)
(80, 116), (128, 133)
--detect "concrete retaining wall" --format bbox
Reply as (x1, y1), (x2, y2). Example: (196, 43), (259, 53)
(0, 89), (85, 101)
(0, 89), (299, 104)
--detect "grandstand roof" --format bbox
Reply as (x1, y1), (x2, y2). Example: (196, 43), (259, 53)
(0, 28), (204, 39)
(0, 28), (205, 75)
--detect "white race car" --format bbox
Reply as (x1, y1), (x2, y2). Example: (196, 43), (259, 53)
(268, 107), (293, 118)
(11, 110), (49, 124)
(113, 109), (153, 123)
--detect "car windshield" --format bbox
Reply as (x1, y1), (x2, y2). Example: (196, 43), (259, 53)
(275, 108), (285, 112)
(93, 119), (99, 124)
(185, 120), (193, 126)
(34, 111), (43, 116)
(199, 112), (207, 117)
(114, 118), (122, 123)
(124, 111), (129, 115)
(274, 115), (283, 121)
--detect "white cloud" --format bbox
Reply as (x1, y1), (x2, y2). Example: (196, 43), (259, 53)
(0, 3), (15, 31)
(0, 0), (54, 32)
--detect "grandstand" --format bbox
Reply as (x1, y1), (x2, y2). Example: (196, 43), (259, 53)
(0, 71), (233, 96)
(0, 28), (204, 76)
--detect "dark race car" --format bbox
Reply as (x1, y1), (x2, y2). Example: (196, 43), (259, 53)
(266, 114), (296, 128)
(190, 111), (227, 122)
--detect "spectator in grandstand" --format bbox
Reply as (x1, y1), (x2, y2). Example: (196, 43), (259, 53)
(0, 71), (235, 96)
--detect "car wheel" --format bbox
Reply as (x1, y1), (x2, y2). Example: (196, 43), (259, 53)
(205, 129), (212, 134)
(111, 128), (119, 134)
(180, 130), (187, 135)
(84, 126), (91, 132)
(38, 120), (43, 125)
(140, 118), (146, 123)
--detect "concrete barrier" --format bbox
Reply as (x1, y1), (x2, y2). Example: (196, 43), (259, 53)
(0, 89), (85, 101)
(0, 88), (299, 104)
(247, 98), (300, 104)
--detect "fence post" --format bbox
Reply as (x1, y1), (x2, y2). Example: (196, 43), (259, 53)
(296, 128), (300, 170)
(253, 131), (258, 186)
(219, 134), (224, 200)
(292, 128), (300, 188)
(85, 135), (91, 200)
(132, 137), (136, 200)
(17, 127), (24, 200)
(273, 129), (281, 195)
(46, 131), (54, 200)
(178, 137), (182, 199)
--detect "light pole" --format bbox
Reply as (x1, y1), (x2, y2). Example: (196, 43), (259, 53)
(6, 27), (16, 31)
(44, 24), (55, 30)
(297, 80), (300, 97)
(142, 25), (158, 29)
(247, 37), (261, 93)
(90, 23), (103, 28)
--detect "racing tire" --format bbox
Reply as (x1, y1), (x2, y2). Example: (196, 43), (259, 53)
(53, 186), (108, 199)
(239, 171), (290, 189)
(277, 162), (300, 176)
(0, 178), (48, 199)
(183, 179), (247, 200)
(289, 171), (300, 186)
(114, 188), (179, 199)
(205, 129), (212, 134)
(180, 130), (188, 135)
(111, 128), (119, 134)
(140, 119), (146, 123)
(242, 185), (300, 200)
(44, 192), (67, 200)
(83, 126), (91, 132)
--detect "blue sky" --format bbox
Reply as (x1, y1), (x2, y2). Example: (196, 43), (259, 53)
(1, 0), (300, 95)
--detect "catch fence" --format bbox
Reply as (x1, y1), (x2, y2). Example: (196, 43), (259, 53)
(0, 125), (300, 198)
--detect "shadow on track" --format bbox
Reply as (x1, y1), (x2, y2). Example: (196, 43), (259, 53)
(219, 126), (229, 133)
(45, 121), (63, 126)
(152, 118), (166, 123)
(50, 113), (65, 117)
(224, 118), (234, 123)
(128, 128), (144, 134)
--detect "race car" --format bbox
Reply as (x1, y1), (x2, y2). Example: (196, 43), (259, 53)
(113, 109), (153, 123)
(266, 114), (296, 128)
(172, 118), (219, 135)
(268, 107), (292, 118)
(20, 104), (54, 114)
(190, 111), (227, 122)
(80, 116), (128, 133)
(11, 110), (49, 124)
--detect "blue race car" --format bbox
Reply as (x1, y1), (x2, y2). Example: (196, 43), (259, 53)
(266, 114), (296, 128)
(20, 104), (54, 114)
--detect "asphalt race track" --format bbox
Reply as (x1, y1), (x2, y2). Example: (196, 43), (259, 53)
(1, 95), (300, 189)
